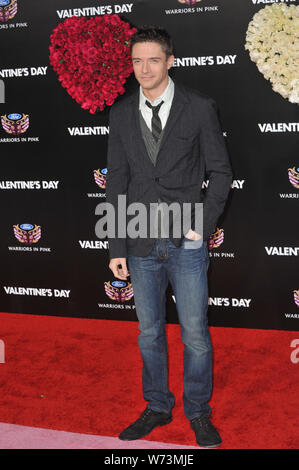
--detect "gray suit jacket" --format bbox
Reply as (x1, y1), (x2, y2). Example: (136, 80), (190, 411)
(105, 79), (233, 258)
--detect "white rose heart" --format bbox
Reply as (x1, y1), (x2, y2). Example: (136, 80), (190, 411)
(245, 3), (299, 105)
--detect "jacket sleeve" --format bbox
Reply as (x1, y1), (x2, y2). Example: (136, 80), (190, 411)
(105, 105), (130, 259)
(191, 98), (233, 239)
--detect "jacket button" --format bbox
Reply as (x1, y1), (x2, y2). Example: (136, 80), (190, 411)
(155, 177), (159, 182)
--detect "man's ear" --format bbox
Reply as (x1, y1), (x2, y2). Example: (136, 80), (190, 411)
(167, 55), (175, 70)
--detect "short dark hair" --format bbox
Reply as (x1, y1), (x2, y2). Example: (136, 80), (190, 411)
(130, 25), (174, 59)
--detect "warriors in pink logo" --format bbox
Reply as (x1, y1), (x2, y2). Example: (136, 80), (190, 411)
(94, 168), (107, 189)
(288, 167), (299, 189)
(0, 0), (18, 22)
(178, 0), (202, 5)
(1, 113), (29, 135)
(208, 228), (224, 250)
(13, 223), (41, 245)
(294, 290), (299, 308)
(104, 280), (134, 303)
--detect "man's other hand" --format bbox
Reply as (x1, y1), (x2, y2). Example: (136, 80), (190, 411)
(109, 258), (130, 280)
(185, 229), (202, 240)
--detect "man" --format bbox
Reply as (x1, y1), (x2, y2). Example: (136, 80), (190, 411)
(105, 26), (233, 448)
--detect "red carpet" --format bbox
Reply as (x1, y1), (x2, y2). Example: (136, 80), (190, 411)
(0, 312), (298, 449)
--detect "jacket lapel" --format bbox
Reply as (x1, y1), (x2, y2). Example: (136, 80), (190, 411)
(157, 80), (189, 156)
(130, 90), (151, 166)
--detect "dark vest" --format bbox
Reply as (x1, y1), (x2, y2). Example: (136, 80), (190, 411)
(139, 110), (166, 238)
(139, 110), (165, 166)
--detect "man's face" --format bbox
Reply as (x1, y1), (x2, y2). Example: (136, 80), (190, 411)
(131, 41), (174, 92)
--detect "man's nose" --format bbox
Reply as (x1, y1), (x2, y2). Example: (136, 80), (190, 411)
(142, 61), (149, 74)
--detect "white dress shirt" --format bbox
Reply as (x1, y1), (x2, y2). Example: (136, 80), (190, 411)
(139, 76), (174, 131)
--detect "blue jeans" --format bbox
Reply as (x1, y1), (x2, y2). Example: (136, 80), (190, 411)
(127, 237), (212, 421)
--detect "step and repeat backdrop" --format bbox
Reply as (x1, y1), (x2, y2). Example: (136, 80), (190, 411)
(0, 0), (298, 330)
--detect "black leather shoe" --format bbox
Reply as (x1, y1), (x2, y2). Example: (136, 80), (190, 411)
(190, 415), (222, 448)
(118, 407), (172, 441)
